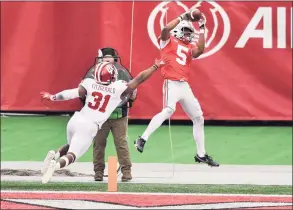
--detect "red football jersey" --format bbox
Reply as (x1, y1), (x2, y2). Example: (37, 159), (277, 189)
(159, 36), (195, 82)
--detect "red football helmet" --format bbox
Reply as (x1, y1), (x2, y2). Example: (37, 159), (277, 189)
(94, 62), (118, 85)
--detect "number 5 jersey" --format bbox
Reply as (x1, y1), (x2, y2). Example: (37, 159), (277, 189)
(159, 35), (196, 82)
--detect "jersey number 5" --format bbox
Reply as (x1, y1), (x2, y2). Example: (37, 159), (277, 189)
(176, 45), (189, 66)
(88, 92), (111, 113)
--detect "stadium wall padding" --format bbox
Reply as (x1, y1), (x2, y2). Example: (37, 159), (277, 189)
(1, 2), (292, 120)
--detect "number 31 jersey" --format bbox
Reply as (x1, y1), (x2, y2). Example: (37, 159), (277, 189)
(79, 78), (128, 126)
(159, 36), (195, 82)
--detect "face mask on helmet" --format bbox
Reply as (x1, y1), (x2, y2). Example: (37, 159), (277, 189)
(94, 62), (118, 85)
(171, 21), (195, 43)
(181, 27), (195, 42)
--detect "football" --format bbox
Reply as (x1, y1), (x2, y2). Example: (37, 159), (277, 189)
(189, 9), (202, 22)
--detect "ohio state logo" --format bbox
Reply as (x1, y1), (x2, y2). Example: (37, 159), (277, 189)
(147, 1), (231, 59)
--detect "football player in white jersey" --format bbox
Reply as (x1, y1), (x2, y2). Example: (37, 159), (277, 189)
(40, 57), (169, 184)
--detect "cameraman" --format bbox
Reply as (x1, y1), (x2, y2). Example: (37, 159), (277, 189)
(82, 47), (136, 182)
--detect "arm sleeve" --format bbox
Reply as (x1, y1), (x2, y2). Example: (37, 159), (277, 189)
(79, 78), (91, 89)
(52, 78), (92, 101)
(115, 80), (128, 96)
(53, 88), (80, 101)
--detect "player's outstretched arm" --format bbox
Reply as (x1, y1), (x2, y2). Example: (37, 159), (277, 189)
(161, 12), (192, 41)
(192, 14), (206, 58)
(122, 57), (170, 96)
(40, 86), (86, 101)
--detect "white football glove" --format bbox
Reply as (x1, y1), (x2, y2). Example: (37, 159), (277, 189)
(178, 11), (191, 21)
(198, 13), (206, 29)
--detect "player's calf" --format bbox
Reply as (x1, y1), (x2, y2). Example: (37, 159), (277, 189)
(54, 144), (70, 160)
(55, 152), (76, 169)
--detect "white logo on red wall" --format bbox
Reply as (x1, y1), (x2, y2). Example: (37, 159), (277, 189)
(147, 1), (231, 59)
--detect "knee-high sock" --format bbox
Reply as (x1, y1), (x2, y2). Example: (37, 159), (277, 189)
(55, 153), (76, 169)
(192, 116), (206, 157)
(55, 144), (70, 160)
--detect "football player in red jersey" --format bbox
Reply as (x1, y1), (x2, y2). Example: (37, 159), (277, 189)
(135, 10), (219, 167)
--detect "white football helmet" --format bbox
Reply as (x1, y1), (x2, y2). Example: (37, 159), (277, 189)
(171, 20), (195, 43)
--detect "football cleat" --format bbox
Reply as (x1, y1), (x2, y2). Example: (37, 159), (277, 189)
(195, 154), (220, 167)
(41, 150), (55, 174)
(41, 160), (56, 184)
(134, 137), (146, 153)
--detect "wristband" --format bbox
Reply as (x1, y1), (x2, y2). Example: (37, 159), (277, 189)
(177, 16), (183, 22)
(199, 29), (205, 34)
(153, 64), (159, 70)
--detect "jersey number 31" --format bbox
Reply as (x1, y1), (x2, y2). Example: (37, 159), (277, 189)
(88, 92), (110, 113)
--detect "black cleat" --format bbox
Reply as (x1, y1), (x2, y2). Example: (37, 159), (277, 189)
(195, 154), (220, 167)
(134, 137), (146, 153)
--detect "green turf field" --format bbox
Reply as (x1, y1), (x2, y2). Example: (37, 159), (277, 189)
(1, 181), (292, 195)
(1, 116), (292, 165)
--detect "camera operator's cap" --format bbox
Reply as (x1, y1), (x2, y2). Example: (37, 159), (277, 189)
(97, 47), (119, 62)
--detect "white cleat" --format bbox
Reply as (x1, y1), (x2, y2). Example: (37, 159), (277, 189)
(41, 150), (55, 174)
(41, 160), (56, 184)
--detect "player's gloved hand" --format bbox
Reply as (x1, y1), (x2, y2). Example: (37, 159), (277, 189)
(178, 11), (191, 21)
(154, 56), (170, 69)
(198, 13), (206, 29)
(40, 91), (55, 101)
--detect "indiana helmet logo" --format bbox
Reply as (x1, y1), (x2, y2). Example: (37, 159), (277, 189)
(105, 64), (116, 75)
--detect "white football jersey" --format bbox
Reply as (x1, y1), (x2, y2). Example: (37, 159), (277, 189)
(79, 78), (128, 126)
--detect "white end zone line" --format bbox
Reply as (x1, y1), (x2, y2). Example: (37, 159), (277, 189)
(1, 190), (291, 197)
